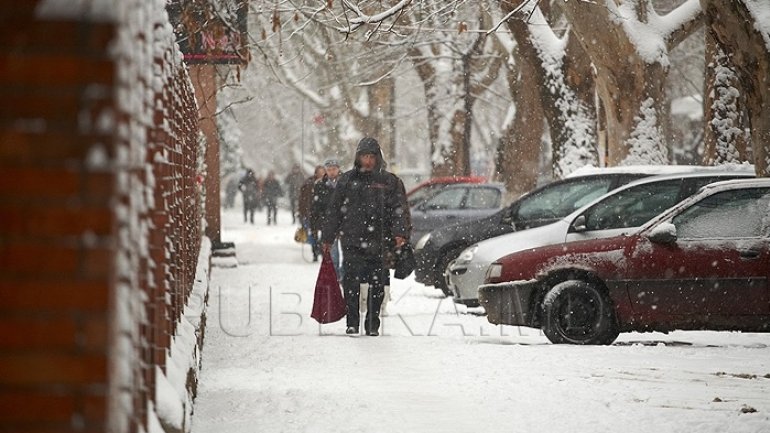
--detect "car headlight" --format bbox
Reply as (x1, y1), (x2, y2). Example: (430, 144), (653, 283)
(486, 263), (503, 281)
(415, 233), (431, 250)
(456, 245), (478, 264)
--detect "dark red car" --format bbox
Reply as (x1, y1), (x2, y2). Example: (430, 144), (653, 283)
(479, 179), (770, 345)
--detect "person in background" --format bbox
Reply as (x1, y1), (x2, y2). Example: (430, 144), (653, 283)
(238, 168), (260, 224)
(299, 165), (325, 261)
(284, 164), (305, 224)
(312, 158), (343, 280)
(321, 137), (410, 336)
(224, 175), (239, 209)
(262, 170), (283, 225)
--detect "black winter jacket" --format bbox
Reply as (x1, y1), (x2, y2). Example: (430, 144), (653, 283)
(321, 168), (409, 259)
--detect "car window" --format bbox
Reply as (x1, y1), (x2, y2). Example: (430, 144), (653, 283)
(408, 184), (441, 207)
(516, 177), (615, 222)
(465, 188), (501, 209)
(583, 180), (682, 231)
(672, 188), (770, 239)
(423, 187), (466, 210)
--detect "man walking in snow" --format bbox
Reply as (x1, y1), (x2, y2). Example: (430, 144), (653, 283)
(262, 170), (283, 225)
(285, 164), (305, 224)
(321, 137), (410, 336)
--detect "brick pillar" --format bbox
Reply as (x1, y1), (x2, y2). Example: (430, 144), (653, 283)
(189, 64), (221, 244)
(0, 19), (115, 433)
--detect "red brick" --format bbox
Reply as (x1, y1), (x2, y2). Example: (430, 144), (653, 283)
(81, 248), (113, 280)
(0, 205), (113, 237)
(0, 390), (76, 423)
(81, 316), (109, 351)
(0, 89), (81, 121)
(0, 21), (114, 54)
(0, 130), (102, 162)
(81, 173), (115, 203)
(0, 353), (107, 386)
(0, 54), (114, 87)
(0, 167), (79, 199)
(82, 394), (107, 424)
(0, 243), (78, 275)
(0, 280), (110, 312)
(0, 316), (77, 350)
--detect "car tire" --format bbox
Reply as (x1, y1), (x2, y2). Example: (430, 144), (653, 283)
(542, 280), (619, 345)
(434, 246), (466, 297)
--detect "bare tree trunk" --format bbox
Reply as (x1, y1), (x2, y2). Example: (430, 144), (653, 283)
(368, 76), (397, 162)
(561, 0), (701, 166)
(496, 47), (544, 198)
(702, 0), (767, 175)
(702, 33), (749, 165)
(501, 1), (597, 177)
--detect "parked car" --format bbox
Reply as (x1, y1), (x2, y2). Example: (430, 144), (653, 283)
(410, 183), (504, 245)
(407, 175), (487, 207)
(414, 165), (755, 296)
(479, 178), (770, 345)
(445, 171), (756, 306)
(414, 167), (662, 294)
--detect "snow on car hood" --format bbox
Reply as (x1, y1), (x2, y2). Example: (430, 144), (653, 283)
(463, 219), (571, 266)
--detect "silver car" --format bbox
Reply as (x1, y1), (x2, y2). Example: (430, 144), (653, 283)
(410, 183), (504, 245)
(446, 171), (755, 305)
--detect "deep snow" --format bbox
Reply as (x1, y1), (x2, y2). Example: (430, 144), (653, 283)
(191, 206), (770, 433)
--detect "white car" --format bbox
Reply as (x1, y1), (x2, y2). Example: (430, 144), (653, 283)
(446, 171), (755, 305)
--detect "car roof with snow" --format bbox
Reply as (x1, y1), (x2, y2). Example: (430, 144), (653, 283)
(566, 163), (755, 178)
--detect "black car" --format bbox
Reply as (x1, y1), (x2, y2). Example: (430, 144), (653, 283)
(412, 166), (742, 296)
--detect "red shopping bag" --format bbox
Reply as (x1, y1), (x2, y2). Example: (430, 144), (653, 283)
(310, 252), (346, 324)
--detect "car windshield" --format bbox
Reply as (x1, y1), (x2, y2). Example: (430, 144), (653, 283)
(516, 177), (615, 223)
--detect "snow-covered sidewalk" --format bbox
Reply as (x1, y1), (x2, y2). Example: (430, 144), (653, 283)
(190, 208), (770, 433)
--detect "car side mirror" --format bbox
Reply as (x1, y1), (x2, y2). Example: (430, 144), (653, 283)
(648, 222), (677, 245)
(571, 215), (587, 232)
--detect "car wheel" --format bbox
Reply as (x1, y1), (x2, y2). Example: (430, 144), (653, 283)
(434, 246), (466, 297)
(542, 280), (618, 345)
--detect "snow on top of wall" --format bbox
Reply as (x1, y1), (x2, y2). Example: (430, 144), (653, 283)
(35, 0), (116, 21)
(745, 0), (770, 53)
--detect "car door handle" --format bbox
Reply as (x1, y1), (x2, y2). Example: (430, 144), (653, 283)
(446, 215), (457, 219)
(739, 250), (760, 260)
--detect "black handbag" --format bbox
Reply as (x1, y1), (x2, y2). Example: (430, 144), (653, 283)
(394, 243), (416, 279)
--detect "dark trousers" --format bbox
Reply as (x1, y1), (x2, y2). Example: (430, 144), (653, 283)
(266, 199), (278, 224)
(243, 206), (255, 224)
(342, 252), (389, 332)
(289, 197), (297, 223)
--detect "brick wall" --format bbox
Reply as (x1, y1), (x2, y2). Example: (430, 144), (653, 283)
(0, 4), (204, 433)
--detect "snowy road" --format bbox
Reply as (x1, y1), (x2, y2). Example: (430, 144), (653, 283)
(191, 208), (770, 433)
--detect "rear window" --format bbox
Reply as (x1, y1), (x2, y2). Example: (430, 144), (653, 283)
(673, 188), (770, 239)
(465, 188), (501, 209)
